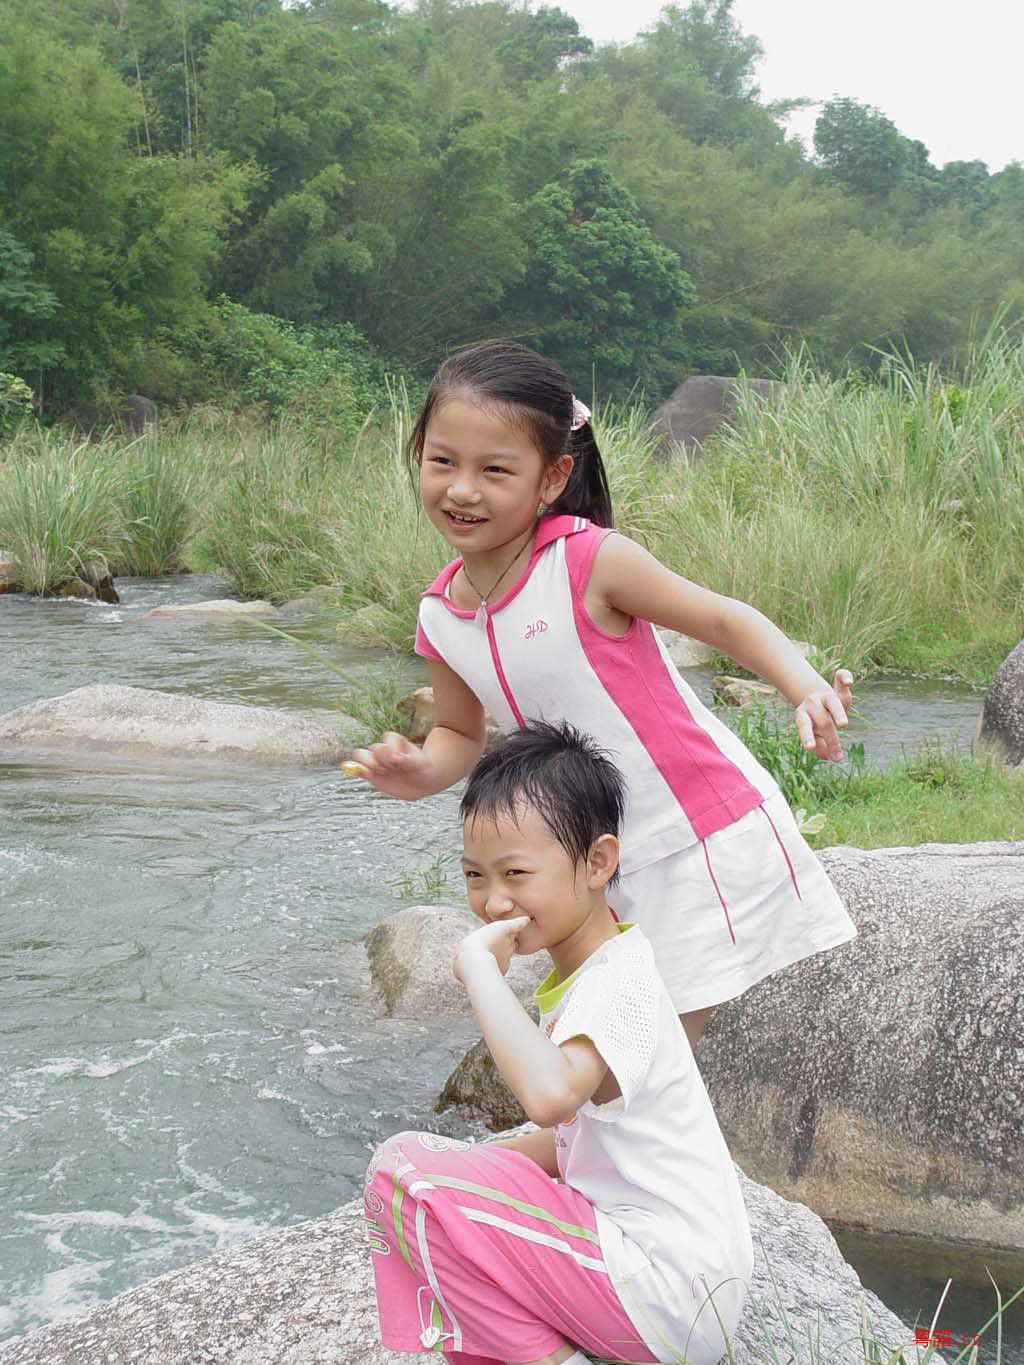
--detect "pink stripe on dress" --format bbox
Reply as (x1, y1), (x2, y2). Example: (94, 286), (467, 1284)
(564, 531), (765, 841)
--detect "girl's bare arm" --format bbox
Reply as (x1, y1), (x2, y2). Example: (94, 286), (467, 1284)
(348, 657), (486, 798)
(590, 534), (851, 761)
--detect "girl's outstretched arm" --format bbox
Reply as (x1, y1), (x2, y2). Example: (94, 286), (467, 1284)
(347, 657), (486, 799)
(455, 919), (609, 1129)
(590, 534), (852, 762)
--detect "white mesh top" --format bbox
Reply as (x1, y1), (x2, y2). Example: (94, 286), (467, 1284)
(536, 925), (753, 1364)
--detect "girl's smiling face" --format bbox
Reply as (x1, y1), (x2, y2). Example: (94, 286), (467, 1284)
(419, 396), (572, 555)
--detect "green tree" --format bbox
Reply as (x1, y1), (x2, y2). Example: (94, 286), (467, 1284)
(505, 158), (696, 395)
(814, 97), (912, 198)
(0, 22), (253, 407)
(0, 230), (65, 374)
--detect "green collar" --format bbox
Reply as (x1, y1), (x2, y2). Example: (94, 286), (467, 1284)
(535, 923), (636, 1014)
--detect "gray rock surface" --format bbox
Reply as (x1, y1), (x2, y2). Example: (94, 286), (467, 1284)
(0, 1170), (920, 1365)
(395, 686), (503, 749)
(654, 375), (779, 457)
(699, 842), (1024, 1252)
(437, 842), (1024, 1253)
(366, 905), (547, 1018)
(658, 628), (717, 669)
(141, 599), (278, 619)
(978, 639), (1024, 764)
(0, 685), (363, 767)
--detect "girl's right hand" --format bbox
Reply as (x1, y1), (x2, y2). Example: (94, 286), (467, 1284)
(343, 732), (438, 800)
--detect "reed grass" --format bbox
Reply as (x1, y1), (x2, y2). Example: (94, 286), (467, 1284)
(0, 429), (126, 593)
(2, 335), (1021, 680)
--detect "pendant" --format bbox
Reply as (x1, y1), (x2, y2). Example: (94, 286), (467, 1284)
(474, 602), (488, 629)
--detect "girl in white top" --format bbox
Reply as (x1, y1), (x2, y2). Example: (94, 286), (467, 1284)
(365, 721), (752, 1365)
(348, 340), (856, 1043)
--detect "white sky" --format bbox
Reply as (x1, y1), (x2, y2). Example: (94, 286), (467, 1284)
(556, 0), (1023, 171)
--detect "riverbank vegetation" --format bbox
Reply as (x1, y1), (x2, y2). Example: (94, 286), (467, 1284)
(3, 335), (1020, 683)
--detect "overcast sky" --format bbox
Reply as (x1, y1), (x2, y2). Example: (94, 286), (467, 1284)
(554, 0), (1022, 171)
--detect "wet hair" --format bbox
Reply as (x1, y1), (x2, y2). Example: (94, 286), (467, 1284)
(407, 339), (615, 527)
(460, 720), (626, 885)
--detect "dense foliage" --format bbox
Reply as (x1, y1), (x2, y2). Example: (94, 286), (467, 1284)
(1, 0), (1023, 410)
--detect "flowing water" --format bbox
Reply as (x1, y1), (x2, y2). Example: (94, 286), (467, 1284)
(0, 576), (1013, 1352)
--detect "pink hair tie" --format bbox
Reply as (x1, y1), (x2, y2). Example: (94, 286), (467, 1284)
(570, 396), (592, 431)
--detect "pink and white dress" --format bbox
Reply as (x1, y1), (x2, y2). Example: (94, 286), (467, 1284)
(416, 514), (856, 1012)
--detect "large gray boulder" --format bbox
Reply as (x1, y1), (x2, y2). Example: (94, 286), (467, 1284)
(978, 639), (1024, 765)
(0, 1172), (920, 1365)
(366, 905), (548, 1018)
(654, 375), (780, 457)
(0, 685), (366, 767)
(699, 842), (1024, 1252)
(438, 842), (1024, 1254)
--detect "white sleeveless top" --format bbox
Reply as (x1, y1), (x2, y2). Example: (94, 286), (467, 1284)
(416, 514), (777, 876)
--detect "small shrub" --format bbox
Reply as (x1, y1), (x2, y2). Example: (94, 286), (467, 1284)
(0, 371), (34, 439)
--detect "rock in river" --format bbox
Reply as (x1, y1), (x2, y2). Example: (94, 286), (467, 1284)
(366, 905), (546, 1018)
(141, 598), (278, 619)
(0, 685), (365, 766)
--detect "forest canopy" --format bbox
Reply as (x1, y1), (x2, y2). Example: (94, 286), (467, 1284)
(1, 0), (1022, 411)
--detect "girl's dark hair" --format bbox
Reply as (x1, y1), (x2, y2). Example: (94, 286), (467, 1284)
(407, 339), (614, 528)
(460, 720), (626, 885)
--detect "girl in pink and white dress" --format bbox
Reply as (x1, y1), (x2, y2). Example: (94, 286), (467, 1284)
(349, 339), (856, 1044)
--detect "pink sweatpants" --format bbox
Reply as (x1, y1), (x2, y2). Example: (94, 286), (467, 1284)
(364, 1131), (660, 1365)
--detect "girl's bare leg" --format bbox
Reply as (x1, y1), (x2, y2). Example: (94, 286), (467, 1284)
(681, 1005), (715, 1049)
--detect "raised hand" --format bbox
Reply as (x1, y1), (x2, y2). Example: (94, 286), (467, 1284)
(342, 731), (439, 800)
(454, 916), (531, 986)
(794, 669), (854, 763)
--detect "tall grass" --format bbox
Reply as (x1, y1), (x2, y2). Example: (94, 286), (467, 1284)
(0, 429), (126, 592)
(657, 338), (1024, 680)
(2, 335), (1021, 678)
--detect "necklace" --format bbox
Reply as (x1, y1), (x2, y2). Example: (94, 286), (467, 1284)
(460, 522), (537, 629)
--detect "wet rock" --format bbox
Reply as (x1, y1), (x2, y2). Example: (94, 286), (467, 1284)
(978, 639), (1024, 765)
(437, 1031), (527, 1130)
(334, 603), (395, 646)
(712, 675), (780, 707)
(54, 577), (97, 600)
(654, 375), (781, 458)
(0, 685), (361, 767)
(698, 841), (1024, 1252)
(141, 599), (278, 620)
(397, 686), (503, 749)
(366, 905), (547, 1019)
(0, 1170), (920, 1365)
(0, 577), (20, 594)
(78, 561), (120, 604)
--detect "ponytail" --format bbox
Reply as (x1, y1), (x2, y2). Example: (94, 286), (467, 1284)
(547, 421), (615, 528)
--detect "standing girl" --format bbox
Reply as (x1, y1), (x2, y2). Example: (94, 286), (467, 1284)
(348, 340), (856, 1042)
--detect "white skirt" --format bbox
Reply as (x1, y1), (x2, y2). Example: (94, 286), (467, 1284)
(606, 788), (857, 1014)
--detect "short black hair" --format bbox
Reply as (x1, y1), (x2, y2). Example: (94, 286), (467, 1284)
(460, 721), (626, 884)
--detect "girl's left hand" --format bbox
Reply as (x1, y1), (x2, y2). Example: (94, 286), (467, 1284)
(794, 670), (854, 762)
(454, 916), (531, 985)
